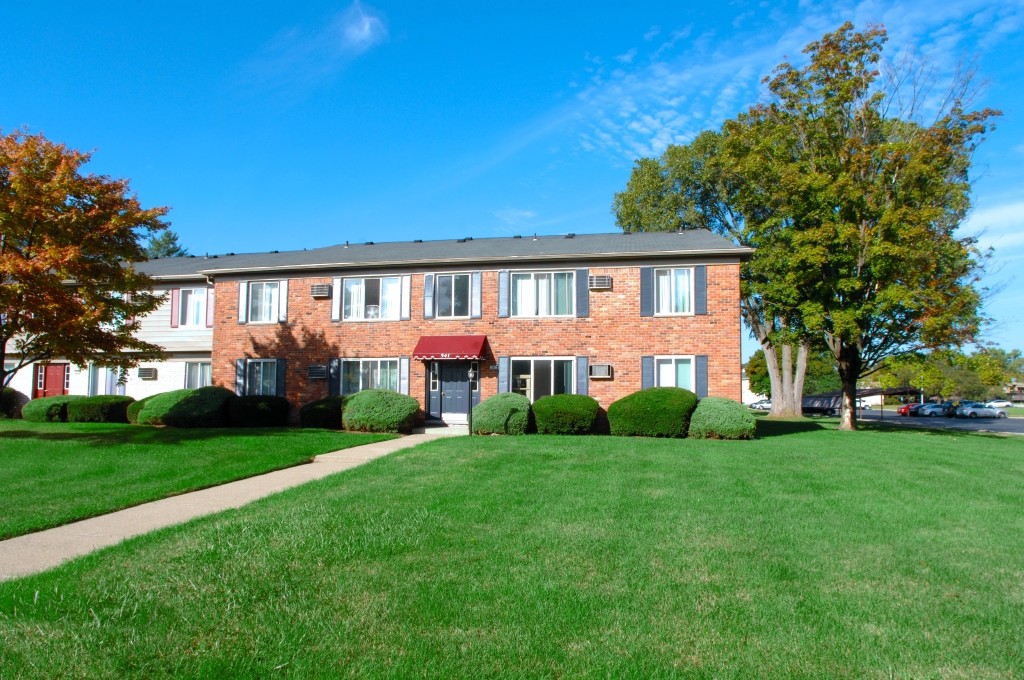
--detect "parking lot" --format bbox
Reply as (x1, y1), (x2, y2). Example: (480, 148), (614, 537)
(857, 409), (1024, 435)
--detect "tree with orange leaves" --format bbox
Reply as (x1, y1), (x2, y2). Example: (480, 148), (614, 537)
(1, 129), (169, 389)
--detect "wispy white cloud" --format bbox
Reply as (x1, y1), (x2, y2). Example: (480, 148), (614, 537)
(964, 199), (1024, 252)
(493, 207), (537, 228)
(238, 2), (387, 92)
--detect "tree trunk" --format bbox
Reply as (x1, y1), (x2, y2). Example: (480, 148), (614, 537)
(793, 341), (809, 417)
(836, 342), (861, 431)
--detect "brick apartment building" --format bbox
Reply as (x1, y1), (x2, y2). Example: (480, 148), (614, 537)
(204, 231), (751, 423)
(6, 231), (751, 423)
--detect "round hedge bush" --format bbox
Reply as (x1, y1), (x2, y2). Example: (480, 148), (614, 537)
(607, 387), (698, 438)
(21, 395), (87, 423)
(137, 386), (235, 427)
(299, 396), (346, 429)
(342, 389), (419, 433)
(1, 386), (24, 419)
(472, 392), (532, 435)
(66, 395), (135, 423)
(126, 395), (155, 424)
(229, 395), (290, 428)
(688, 397), (756, 440)
(532, 393), (600, 435)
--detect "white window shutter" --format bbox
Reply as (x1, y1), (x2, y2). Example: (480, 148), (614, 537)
(278, 280), (289, 322)
(331, 277), (342, 321)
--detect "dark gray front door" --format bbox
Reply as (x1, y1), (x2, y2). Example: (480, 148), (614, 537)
(441, 361), (470, 417)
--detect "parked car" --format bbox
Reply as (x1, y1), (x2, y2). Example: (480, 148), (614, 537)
(749, 399), (772, 411)
(985, 399), (1012, 409)
(956, 403), (1008, 419)
(855, 399), (872, 410)
(918, 404), (950, 417)
(897, 403), (923, 417)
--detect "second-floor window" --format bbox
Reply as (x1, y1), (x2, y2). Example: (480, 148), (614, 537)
(248, 281), (281, 323)
(344, 277), (401, 321)
(655, 267), (693, 315)
(435, 273), (470, 318)
(178, 288), (207, 327)
(511, 271), (574, 317)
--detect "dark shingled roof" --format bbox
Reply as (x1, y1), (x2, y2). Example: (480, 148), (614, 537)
(135, 231), (752, 279)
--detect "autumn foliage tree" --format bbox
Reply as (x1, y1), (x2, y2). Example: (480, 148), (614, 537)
(0, 129), (169, 389)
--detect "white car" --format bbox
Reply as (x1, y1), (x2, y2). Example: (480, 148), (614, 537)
(958, 403), (1008, 419)
(985, 399), (1012, 409)
(749, 399), (772, 411)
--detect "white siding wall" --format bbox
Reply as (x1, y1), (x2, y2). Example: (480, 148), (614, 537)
(4, 363), (36, 405)
(134, 285), (213, 352)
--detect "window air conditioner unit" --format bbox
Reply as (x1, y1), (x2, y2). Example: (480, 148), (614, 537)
(588, 275), (612, 290)
(589, 364), (613, 379)
(137, 367), (158, 380)
(310, 284), (332, 299)
(307, 364), (328, 380)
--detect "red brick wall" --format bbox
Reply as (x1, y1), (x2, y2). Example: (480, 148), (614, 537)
(211, 264), (743, 410)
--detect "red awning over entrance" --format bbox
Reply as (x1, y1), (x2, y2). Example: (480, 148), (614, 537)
(412, 335), (487, 360)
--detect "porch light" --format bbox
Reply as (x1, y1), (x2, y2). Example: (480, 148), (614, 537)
(467, 365), (476, 436)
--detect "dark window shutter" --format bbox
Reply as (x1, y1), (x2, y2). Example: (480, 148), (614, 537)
(498, 356), (510, 393)
(695, 355), (709, 398)
(237, 282), (248, 324)
(205, 288), (214, 328)
(328, 358), (341, 398)
(639, 267), (654, 317)
(423, 274), (434, 319)
(576, 356), (589, 396)
(641, 356), (654, 389)
(235, 359), (246, 395)
(498, 270), (510, 318)
(575, 269), (589, 318)
(694, 265), (707, 315)
(170, 288), (180, 328)
(275, 359), (287, 398)
(470, 272), (482, 318)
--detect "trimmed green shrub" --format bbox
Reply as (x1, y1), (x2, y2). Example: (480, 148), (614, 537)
(66, 395), (135, 423)
(126, 395), (155, 424)
(300, 396), (346, 429)
(607, 387), (699, 438)
(342, 389), (419, 433)
(1, 387), (23, 418)
(21, 395), (86, 423)
(229, 395), (290, 428)
(532, 394), (600, 435)
(688, 397), (757, 440)
(137, 386), (235, 428)
(472, 392), (532, 435)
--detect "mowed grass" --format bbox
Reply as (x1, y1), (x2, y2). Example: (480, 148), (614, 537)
(0, 420), (393, 538)
(1, 421), (1023, 677)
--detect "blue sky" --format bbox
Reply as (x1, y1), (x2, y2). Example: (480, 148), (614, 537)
(3, 0), (1023, 358)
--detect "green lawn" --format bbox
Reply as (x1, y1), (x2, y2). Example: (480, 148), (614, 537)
(0, 420), (393, 539)
(1, 421), (1022, 677)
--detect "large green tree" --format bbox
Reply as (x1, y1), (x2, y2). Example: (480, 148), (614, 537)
(146, 229), (189, 258)
(614, 23), (997, 430)
(0, 129), (168, 389)
(746, 349), (841, 399)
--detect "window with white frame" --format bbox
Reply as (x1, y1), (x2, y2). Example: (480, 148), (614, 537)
(185, 362), (212, 389)
(248, 281), (281, 323)
(344, 277), (401, 321)
(341, 358), (399, 394)
(435, 273), (471, 318)
(178, 288), (207, 327)
(654, 267), (693, 315)
(511, 271), (574, 317)
(655, 356), (694, 391)
(511, 358), (574, 402)
(246, 359), (278, 396)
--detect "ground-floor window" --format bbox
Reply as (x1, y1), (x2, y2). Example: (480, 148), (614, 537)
(655, 355), (694, 391)
(342, 358), (399, 395)
(247, 359), (278, 396)
(511, 357), (574, 402)
(185, 362), (212, 389)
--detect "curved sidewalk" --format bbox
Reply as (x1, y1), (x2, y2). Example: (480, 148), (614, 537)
(0, 432), (444, 582)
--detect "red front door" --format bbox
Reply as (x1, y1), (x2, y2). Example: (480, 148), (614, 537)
(35, 364), (69, 398)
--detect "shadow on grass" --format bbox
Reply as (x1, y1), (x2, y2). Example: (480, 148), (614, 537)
(754, 417), (829, 438)
(857, 419), (1014, 440)
(0, 424), (309, 447)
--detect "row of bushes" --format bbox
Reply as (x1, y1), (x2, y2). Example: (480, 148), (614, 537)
(473, 388), (755, 440)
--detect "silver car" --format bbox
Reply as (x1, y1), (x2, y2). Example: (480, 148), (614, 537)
(918, 404), (948, 418)
(957, 403), (1008, 419)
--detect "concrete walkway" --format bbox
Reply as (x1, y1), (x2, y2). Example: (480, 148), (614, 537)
(0, 429), (462, 582)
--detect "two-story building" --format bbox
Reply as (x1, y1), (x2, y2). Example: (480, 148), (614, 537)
(205, 231), (751, 423)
